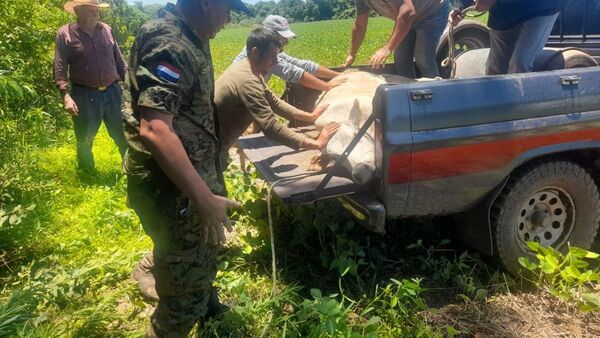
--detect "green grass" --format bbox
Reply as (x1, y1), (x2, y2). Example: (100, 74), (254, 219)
(212, 17), (394, 75)
(0, 127), (496, 337)
(0, 17), (549, 338)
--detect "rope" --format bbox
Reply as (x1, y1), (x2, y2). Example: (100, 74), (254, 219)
(441, 23), (457, 78)
(441, 6), (485, 79)
(259, 170), (326, 338)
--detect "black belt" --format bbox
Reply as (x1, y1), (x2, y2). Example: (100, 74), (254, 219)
(72, 82), (115, 91)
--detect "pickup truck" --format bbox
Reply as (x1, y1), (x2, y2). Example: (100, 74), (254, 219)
(239, 66), (600, 274)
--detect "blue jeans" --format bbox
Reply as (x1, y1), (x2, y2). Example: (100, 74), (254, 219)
(487, 13), (560, 75)
(70, 83), (127, 172)
(394, 1), (449, 78)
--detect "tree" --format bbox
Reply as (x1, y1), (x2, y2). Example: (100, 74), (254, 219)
(103, 0), (148, 45)
(331, 0), (356, 19)
(304, 0), (321, 22)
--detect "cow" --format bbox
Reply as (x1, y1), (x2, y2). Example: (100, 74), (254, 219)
(312, 71), (428, 184)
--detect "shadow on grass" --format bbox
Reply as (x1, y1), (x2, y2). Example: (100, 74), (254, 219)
(76, 168), (124, 188)
(233, 198), (499, 311)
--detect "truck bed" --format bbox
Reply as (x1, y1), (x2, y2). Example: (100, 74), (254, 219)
(239, 128), (362, 203)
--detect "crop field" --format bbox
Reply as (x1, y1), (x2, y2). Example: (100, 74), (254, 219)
(213, 18), (394, 74)
(2, 16), (600, 338)
(213, 17), (395, 95)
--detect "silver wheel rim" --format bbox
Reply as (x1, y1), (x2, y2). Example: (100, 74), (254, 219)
(516, 187), (575, 250)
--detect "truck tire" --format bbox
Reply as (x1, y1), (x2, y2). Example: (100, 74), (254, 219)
(491, 160), (600, 275)
(534, 48), (599, 71)
(436, 20), (490, 78)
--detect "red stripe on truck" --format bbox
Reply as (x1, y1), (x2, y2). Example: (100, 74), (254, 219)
(388, 128), (600, 184)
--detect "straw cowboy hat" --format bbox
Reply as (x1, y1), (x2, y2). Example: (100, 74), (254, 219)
(64, 0), (110, 14)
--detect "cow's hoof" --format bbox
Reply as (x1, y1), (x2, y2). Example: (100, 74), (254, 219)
(352, 163), (375, 185)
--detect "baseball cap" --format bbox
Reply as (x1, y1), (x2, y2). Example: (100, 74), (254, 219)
(262, 15), (296, 39)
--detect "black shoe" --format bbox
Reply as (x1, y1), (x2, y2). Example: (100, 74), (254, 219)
(205, 287), (228, 319)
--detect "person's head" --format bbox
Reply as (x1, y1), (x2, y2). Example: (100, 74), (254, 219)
(74, 5), (100, 28)
(262, 15), (296, 47)
(64, 0), (109, 28)
(246, 28), (282, 74)
(178, 0), (249, 39)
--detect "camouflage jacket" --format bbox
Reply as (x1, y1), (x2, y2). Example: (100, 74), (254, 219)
(123, 3), (225, 196)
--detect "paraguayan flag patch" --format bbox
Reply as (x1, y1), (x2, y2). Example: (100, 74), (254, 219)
(156, 62), (182, 82)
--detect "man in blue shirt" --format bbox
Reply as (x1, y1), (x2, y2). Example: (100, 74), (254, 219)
(450, 0), (568, 74)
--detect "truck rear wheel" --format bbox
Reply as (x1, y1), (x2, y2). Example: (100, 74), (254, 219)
(491, 160), (600, 274)
(436, 20), (490, 78)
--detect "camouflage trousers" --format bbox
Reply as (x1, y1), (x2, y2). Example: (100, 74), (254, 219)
(127, 175), (218, 338)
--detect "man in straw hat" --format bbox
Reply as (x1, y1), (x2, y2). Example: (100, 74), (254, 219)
(123, 0), (249, 336)
(54, 0), (127, 175)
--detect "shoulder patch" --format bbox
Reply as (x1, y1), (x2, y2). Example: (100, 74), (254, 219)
(156, 62), (182, 82)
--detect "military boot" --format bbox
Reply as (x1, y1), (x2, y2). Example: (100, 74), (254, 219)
(132, 251), (159, 301)
(205, 287), (228, 319)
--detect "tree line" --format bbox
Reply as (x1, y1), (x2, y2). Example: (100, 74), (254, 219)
(132, 0), (358, 25)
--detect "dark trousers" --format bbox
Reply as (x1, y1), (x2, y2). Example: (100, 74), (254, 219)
(70, 83), (127, 172)
(127, 175), (218, 337)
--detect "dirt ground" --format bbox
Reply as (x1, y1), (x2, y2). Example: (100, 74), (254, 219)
(424, 290), (600, 337)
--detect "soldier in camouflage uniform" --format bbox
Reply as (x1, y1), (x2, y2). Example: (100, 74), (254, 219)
(123, 0), (249, 336)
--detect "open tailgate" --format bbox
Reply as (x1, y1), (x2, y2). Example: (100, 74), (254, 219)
(238, 127), (361, 204)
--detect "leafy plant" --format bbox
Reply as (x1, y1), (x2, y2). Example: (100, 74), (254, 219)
(519, 242), (600, 311)
(0, 289), (36, 337)
(0, 204), (36, 228)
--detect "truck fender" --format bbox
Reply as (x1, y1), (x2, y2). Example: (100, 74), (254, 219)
(457, 141), (600, 256)
(507, 140), (600, 174)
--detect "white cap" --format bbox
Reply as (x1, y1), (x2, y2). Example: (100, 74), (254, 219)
(262, 15), (296, 39)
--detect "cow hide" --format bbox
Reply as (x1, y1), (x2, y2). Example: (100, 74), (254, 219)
(311, 72), (387, 185)
(313, 72), (434, 184)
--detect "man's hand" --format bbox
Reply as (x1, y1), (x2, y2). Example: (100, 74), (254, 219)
(326, 76), (347, 90)
(370, 47), (392, 69)
(139, 108), (241, 246)
(448, 9), (464, 27)
(309, 104), (329, 122)
(64, 93), (79, 117)
(474, 0), (496, 12)
(317, 122), (341, 148)
(197, 194), (241, 245)
(342, 55), (355, 68)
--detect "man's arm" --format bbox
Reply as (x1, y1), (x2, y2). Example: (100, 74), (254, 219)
(450, 0), (495, 26)
(239, 80), (306, 148)
(314, 66), (341, 79)
(139, 108), (239, 244)
(474, 0), (496, 12)
(111, 29), (128, 81)
(298, 72), (343, 91)
(133, 37), (239, 244)
(278, 52), (320, 74)
(53, 30), (78, 116)
(370, 0), (416, 68)
(343, 12), (369, 67)
(272, 59), (343, 91)
(239, 80), (337, 149)
(265, 87), (328, 123)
